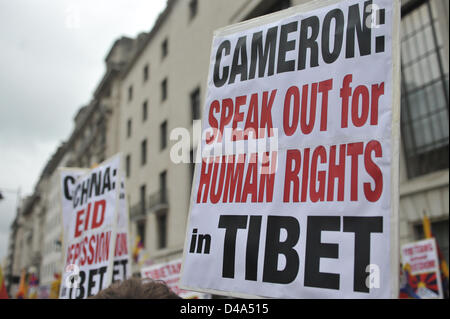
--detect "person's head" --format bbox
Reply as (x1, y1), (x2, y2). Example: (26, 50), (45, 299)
(91, 277), (181, 299)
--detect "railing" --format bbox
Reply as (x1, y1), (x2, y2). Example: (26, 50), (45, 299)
(130, 202), (146, 220)
(148, 189), (169, 212)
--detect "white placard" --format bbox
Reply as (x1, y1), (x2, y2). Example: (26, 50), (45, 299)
(141, 259), (209, 299)
(181, 0), (400, 298)
(59, 154), (131, 299)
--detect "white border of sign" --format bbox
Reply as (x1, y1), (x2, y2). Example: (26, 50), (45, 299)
(58, 152), (125, 296)
(58, 166), (88, 283)
(180, 0), (401, 299)
(390, 0), (401, 300)
(105, 153), (124, 287)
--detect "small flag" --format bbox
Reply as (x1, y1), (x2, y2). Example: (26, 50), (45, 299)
(422, 214), (432, 239)
(399, 264), (420, 299)
(422, 213), (449, 298)
(49, 273), (61, 299)
(0, 265), (9, 299)
(16, 269), (28, 299)
(132, 236), (144, 263)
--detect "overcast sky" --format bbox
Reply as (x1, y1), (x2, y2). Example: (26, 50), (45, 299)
(0, 0), (167, 262)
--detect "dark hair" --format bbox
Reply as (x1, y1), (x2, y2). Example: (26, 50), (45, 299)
(90, 277), (181, 299)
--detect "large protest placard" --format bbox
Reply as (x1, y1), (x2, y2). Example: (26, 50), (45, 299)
(400, 239), (444, 299)
(59, 154), (131, 299)
(181, 0), (400, 298)
(141, 259), (209, 299)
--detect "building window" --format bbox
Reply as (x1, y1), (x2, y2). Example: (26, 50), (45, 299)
(245, 0), (291, 20)
(189, 0), (198, 20)
(128, 85), (133, 102)
(159, 170), (167, 202)
(162, 38), (168, 59)
(140, 184), (146, 214)
(161, 78), (168, 101)
(156, 212), (167, 249)
(160, 121), (167, 150)
(125, 154), (131, 178)
(127, 119), (132, 138)
(141, 139), (147, 165)
(137, 219), (146, 248)
(401, 0), (449, 179)
(157, 170), (168, 249)
(142, 100), (148, 122)
(191, 87), (201, 121)
(143, 64), (149, 82)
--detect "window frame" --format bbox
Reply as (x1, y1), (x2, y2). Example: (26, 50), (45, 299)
(161, 38), (168, 59)
(127, 119), (132, 138)
(125, 154), (131, 178)
(143, 64), (149, 83)
(141, 139), (147, 166)
(189, 0), (198, 21)
(190, 87), (201, 121)
(161, 78), (168, 102)
(400, 0), (449, 179)
(160, 121), (168, 150)
(142, 100), (148, 122)
(128, 85), (133, 102)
